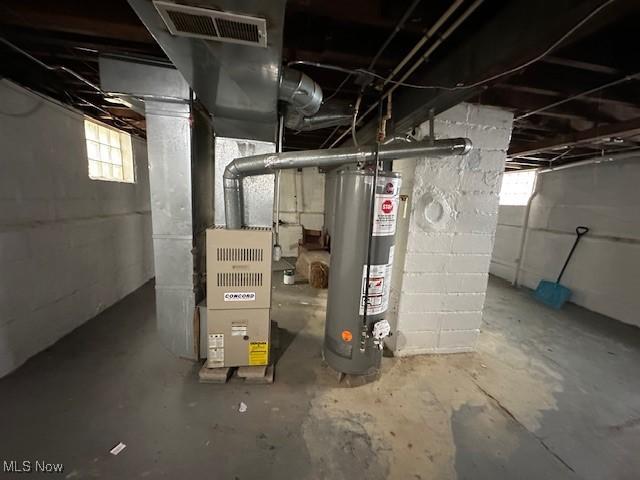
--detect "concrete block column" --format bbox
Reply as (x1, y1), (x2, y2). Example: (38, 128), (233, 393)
(387, 103), (513, 356)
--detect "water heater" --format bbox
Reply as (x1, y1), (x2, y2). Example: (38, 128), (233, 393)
(324, 167), (401, 375)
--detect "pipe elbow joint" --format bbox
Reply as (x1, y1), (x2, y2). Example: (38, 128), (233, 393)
(462, 138), (473, 155)
(279, 67), (323, 117)
(223, 160), (242, 180)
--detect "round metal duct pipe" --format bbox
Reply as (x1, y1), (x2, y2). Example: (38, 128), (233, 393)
(278, 67), (323, 117)
(223, 138), (472, 229)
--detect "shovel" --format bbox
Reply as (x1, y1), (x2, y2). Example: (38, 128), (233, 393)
(533, 226), (589, 309)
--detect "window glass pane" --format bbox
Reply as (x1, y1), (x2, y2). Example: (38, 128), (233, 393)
(84, 118), (135, 183)
(86, 140), (100, 160)
(84, 121), (98, 141)
(102, 162), (113, 179)
(89, 160), (100, 177)
(110, 148), (122, 165)
(109, 130), (120, 147)
(99, 144), (110, 163)
(98, 125), (110, 145)
(499, 171), (536, 206)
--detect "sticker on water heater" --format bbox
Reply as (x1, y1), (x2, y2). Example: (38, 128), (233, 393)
(224, 292), (256, 302)
(372, 176), (401, 237)
(372, 194), (398, 236)
(365, 275), (385, 296)
(359, 262), (393, 315)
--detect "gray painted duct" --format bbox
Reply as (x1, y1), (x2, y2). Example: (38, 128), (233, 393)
(284, 100), (353, 131)
(278, 67), (323, 116)
(223, 138), (473, 229)
(127, 0), (286, 142)
(279, 67), (353, 131)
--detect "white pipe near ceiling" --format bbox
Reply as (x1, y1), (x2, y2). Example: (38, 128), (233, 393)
(537, 150), (640, 173)
(329, 0), (482, 148)
(383, 0), (466, 87)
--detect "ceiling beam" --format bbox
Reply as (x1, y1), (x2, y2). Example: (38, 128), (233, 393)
(493, 83), (640, 111)
(0, 27), (163, 58)
(286, 0), (424, 33)
(540, 55), (621, 75)
(507, 159), (550, 166)
(282, 47), (397, 70)
(474, 87), (622, 125)
(0, 1), (153, 44)
(350, 0), (629, 146)
(509, 117), (640, 156)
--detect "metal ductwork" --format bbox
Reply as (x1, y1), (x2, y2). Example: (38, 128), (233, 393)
(223, 138), (472, 229)
(285, 112), (352, 131)
(127, 0), (286, 142)
(284, 101), (353, 131)
(278, 67), (323, 116)
(278, 66), (352, 131)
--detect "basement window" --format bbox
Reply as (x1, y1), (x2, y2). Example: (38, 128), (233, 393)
(499, 170), (536, 206)
(84, 119), (135, 183)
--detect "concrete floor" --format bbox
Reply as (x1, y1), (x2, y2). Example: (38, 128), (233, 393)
(1, 276), (639, 479)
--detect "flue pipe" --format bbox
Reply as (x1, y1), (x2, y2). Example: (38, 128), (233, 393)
(224, 138), (472, 229)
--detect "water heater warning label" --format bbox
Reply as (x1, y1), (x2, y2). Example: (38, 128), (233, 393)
(373, 177), (401, 236)
(359, 249), (394, 316)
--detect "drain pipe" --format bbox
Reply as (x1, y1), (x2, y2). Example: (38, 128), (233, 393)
(224, 138), (472, 229)
(513, 172), (539, 286)
(273, 115), (285, 261)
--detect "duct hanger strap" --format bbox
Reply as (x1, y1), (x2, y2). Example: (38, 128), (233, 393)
(223, 137), (472, 229)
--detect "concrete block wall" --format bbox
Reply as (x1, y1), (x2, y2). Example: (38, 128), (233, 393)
(277, 167), (325, 256)
(388, 103), (513, 355)
(0, 80), (154, 377)
(491, 157), (640, 327)
(490, 203), (528, 281)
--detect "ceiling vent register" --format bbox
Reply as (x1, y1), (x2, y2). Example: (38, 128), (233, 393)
(153, 1), (267, 48)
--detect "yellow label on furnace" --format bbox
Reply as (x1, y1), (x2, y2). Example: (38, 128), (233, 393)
(249, 341), (269, 366)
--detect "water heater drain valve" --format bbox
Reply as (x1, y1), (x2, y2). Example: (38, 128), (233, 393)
(372, 320), (391, 350)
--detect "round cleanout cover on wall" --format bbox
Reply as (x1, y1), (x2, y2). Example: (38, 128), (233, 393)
(415, 188), (453, 232)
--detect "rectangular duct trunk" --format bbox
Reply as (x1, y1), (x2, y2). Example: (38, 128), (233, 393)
(145, 100), (197, 359)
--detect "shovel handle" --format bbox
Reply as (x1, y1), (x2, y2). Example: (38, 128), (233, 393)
(557, 226), (589, 283)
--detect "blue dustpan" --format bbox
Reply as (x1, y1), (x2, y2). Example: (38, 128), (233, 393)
(533, 226), (588, 309)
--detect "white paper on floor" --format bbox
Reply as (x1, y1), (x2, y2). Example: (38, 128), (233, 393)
(110, 442), (127, 455)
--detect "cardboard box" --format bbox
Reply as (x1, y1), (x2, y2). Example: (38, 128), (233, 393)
(206, 308), (270, 368)
(206, 228), (273, 310)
